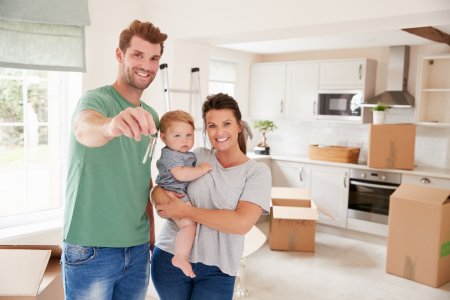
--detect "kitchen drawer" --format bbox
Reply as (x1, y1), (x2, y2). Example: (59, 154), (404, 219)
(402, 174), (450, 189)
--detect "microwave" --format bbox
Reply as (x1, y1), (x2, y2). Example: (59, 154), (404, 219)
(317, 90), (363, 121)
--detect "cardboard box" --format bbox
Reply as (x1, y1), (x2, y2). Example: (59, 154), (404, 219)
(270, 187), (318, 252)
(386, 184), (450, 287)
(0, 245), (63, 299)
(367, 124), (416, 170)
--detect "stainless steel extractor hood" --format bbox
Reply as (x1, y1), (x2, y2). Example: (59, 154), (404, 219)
(364, 46), (414, 108)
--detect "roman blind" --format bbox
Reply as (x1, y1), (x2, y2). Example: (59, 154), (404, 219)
(0, 0), (90, 71)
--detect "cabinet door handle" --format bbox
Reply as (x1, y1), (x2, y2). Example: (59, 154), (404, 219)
(299, 166), (303, 182)
(344, 171), (347, 188)
(280, 100), (284, 114)
(313, 100), (316, 115)
(359, 64), (362, 80)
(420, 177), (431, 184)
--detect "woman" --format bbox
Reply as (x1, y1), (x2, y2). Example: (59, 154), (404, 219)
(151, 93), (272, 300)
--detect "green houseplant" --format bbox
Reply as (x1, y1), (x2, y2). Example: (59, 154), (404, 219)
(372, 102), (390, 112)
(372, 102), (390, 124)
(253, 120), (277, 154)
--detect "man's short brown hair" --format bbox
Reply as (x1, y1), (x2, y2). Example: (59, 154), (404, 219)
(119, 20), (168, 55)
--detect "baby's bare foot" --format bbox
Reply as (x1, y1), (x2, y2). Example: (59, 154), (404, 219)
(172, 256), (196, 278)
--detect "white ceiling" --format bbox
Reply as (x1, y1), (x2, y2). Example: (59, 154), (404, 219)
(149, 1), (450, 55)
(218, 25), (450, 54)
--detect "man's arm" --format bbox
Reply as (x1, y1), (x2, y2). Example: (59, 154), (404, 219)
(73, 107), (157, 147)
(147, 179), (155, 252)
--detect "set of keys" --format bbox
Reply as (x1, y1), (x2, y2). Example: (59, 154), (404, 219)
(142, 133), (158, 164)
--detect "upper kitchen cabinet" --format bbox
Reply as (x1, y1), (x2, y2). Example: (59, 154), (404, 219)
(249, 63), (286, 119)
(415, 55), (450, 127)
(249, 59), (376, 122)
(319, 58), (376, 91)
(249, 61), (319, 120)
(285, 62), (319, 120)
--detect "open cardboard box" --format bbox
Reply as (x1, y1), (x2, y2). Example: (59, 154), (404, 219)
(0, 245), (63, 299)
(386, 184), (450, 287)
(270, 187), (318, 252)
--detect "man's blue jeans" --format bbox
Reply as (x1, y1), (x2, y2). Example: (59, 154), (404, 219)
(151, 246), (236, 300)
(62, 241), (150, 300)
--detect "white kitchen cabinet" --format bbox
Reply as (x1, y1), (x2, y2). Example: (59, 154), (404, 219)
(402, 174), (450, 189)
(319, 59), (376, 90)
(249, 61), (319, 120)
(415, 55), (450, 127)
(249, 63), (286, 119)
(285, 62), (319, 120)
(305, 164), (349, 228)
(249, 59), (376, 122)
(271, 160), (306, 188)
(271, 160), (349, 228)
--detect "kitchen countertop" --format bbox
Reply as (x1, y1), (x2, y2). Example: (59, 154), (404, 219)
(248, 152), (450, 180)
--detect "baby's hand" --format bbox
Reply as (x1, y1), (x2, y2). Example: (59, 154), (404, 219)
(199, 162), (213, 173)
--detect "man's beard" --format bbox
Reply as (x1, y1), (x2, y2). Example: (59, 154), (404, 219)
(121, 66), (155, 90)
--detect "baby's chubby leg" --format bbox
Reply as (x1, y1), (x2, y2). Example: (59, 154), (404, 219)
(173, 202), (196, 278)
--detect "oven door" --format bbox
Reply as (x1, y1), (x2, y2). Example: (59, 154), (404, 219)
(348, 179), (399, 225)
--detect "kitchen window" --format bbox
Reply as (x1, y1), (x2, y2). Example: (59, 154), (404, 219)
(0, 67), (81, 229)
(208, 59), (236, 97)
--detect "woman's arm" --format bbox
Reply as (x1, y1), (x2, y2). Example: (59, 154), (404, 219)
(153, 187), (262, 235)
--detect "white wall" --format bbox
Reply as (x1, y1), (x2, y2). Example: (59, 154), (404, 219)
(0, 227), (61, 245)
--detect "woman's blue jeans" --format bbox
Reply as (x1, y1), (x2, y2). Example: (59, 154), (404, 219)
(151, 246), (236, 300)
(62, 241), (150, 300)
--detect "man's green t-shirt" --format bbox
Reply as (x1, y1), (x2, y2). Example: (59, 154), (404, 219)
(63, 85), (159, 247)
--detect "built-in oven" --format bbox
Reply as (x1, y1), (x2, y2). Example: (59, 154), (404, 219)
(347, 168), (401, 235)
(317, 90), (363, 121)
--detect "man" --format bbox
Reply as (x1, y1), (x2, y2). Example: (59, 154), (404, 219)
(63, 20), (167, 299)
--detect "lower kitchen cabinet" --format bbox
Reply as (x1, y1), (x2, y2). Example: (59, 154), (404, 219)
(402, 174), (450, 189)
(271, 160), (305, 187)
(271, 160), (349, 228)
(306, 164), (349, 228)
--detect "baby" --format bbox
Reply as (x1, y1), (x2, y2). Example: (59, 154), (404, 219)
(155, 110), (212, 278)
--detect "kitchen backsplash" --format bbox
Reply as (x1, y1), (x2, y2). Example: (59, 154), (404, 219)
(248, 109), (450, 169)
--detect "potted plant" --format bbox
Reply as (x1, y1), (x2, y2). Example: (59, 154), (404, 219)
(372, 102), (390, 124)
(253, 120), (277, 155)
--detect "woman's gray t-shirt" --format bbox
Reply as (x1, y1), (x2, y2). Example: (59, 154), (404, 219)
(155, 147), (272, 276)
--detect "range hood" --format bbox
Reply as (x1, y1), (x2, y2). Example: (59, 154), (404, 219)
(364, 46), (414, 108)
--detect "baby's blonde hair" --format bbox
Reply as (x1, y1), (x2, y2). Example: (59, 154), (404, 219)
(159, 110), (195, 134)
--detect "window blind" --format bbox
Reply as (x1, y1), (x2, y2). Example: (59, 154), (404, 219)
(0, 0), (90, 72)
